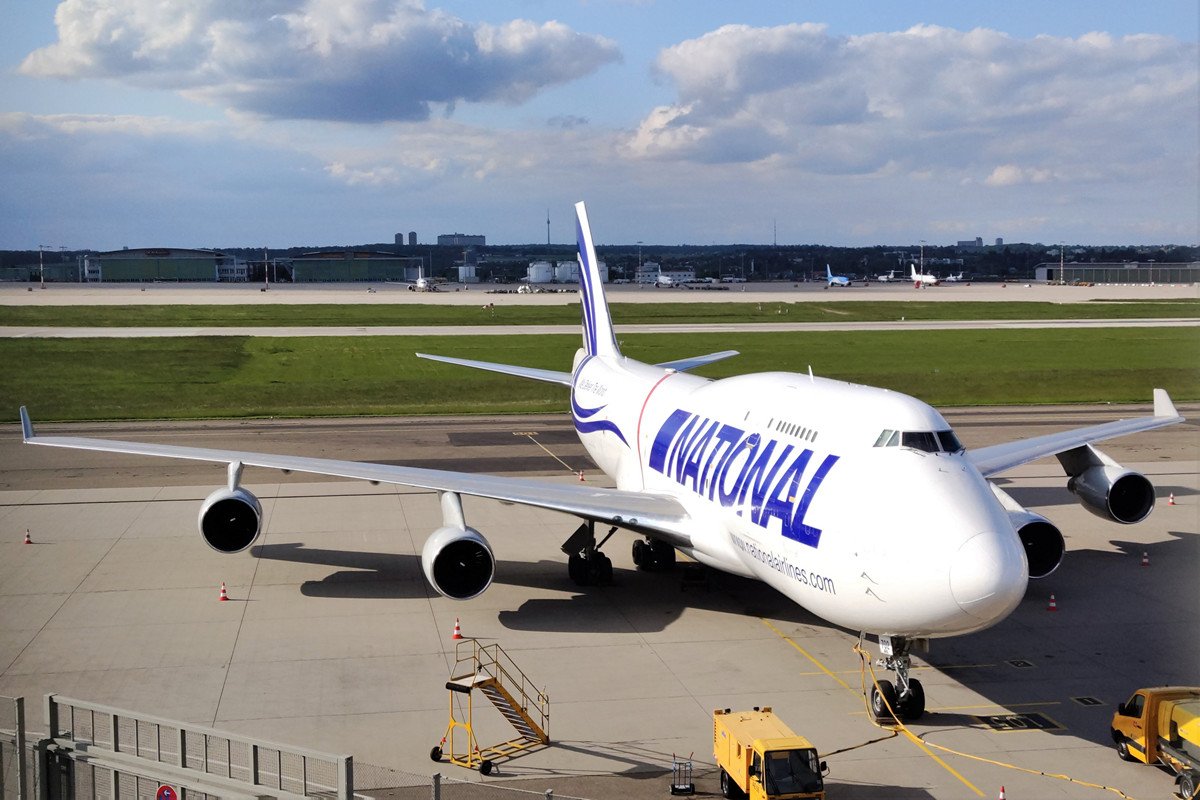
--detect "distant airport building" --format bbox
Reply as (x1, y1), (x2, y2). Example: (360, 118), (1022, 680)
(527, 261), (555, 283)
(291, 251), (423, 282)
(1035, 262), (1199, 284)
(83, 248), (245, 282)
(409, 231), (417, 247)
(636, 261), (694, 284)
(438, 233), (486, 247)
(956, 237), (985, 251)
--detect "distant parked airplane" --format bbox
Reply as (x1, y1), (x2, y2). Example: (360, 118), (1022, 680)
(911, 264), (940, 286)
(825, 265), (851, 287)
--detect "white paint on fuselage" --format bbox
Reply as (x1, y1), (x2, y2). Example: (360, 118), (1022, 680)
(570, 351), (1028, 639)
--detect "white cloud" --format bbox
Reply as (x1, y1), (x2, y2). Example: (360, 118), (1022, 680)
(628, 23), (1198, 190)
(20, 0), (620, 122)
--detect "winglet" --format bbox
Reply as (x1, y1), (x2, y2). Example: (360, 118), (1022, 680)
(574, 202), (620, 359)
(1153, 388), (1180, 419)
(19, 406), (34, 441)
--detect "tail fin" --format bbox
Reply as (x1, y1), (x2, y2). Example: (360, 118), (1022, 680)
(825, 264), (833, 279)
(575, 202), (620, 359)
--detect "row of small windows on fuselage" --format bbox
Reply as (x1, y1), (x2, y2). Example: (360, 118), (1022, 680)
(770, 418), (818, 443)
(874, 428), (963, 453)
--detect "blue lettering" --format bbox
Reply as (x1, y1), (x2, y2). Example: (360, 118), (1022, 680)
(680, 421), (719, 492)
(739, 443), (793, 525)
(717, 433), (759, 506)
(761, 449), (814, 533)
(783, 454), (840, 548)
(648, 409), (691, 473)
(701, 424), (744, 499)
(672, 416), (707, 482)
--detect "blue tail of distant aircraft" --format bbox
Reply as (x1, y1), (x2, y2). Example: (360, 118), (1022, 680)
(575, 202), (620, 359)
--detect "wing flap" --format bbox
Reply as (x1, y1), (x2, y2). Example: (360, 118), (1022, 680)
(967, 390), (1184, 477)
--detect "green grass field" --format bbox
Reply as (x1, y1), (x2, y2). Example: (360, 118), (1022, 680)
(3, 328), (1197, 421)
(1, 299), (1197, 327)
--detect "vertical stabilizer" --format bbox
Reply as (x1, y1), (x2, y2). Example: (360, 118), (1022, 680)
(575, 202), (621, 359)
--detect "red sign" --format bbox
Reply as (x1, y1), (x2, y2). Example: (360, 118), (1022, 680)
(156, 785), (177, 800)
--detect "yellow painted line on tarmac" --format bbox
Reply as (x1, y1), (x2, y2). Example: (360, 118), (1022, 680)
(760, 618), (985, 798)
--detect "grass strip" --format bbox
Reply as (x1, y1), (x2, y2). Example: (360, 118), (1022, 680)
(3, 328), (1196, 422)
(1, 300), (1197, 328)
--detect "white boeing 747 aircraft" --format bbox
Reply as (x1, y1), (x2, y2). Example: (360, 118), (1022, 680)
(19, 202), (1183, 722)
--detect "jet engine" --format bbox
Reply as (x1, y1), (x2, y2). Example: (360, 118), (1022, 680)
(1068, 465), (1155, 524)
(198, 487), (262, 553)
(1006, 510), (1065, 579)
(421, 525), (495, 600)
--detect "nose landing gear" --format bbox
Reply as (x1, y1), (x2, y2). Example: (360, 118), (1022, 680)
(868, 635), (926, 722)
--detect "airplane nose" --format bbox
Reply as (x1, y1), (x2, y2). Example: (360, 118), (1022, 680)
(950, 531), (1028, 622)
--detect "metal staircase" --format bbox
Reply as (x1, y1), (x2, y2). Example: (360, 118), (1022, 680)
(433, 640), (549, 774)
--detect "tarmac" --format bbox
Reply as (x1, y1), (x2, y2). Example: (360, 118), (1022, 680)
(1, 412), (1197, 800)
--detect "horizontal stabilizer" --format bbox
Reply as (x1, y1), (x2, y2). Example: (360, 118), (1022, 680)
(416, 353), (572, 386)
(655, 350), (740, 373)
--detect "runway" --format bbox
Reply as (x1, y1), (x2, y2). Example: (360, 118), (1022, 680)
(2, 411), (1197, 799)
(1, 317), (1197, 338)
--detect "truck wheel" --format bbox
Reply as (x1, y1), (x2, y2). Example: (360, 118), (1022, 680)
(719, 768), (742, 799)
(1178, 770), (1197, 800)
(1115, 735), (1137, 762)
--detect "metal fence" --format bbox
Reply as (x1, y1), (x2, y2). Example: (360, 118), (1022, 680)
(0, 697), (34, 800)
(46, 695), (351, 800)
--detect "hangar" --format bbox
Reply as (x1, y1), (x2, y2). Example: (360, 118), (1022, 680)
(83, 248), (246, 282)
(1035, 261), (1199, 284)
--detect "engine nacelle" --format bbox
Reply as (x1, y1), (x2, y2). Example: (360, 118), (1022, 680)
(1068, 465), (1155, 524)
(421, 525), (495, 600)
(1006, 510), (1065, 579)
(198, 487), (263, 553)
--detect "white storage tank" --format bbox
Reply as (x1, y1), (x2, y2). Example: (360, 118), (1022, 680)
(555, 262), (579, 283)
(528, 261), (554, 284)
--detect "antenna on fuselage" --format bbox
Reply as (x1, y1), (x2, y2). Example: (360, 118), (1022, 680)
(808, 365), (814, 382)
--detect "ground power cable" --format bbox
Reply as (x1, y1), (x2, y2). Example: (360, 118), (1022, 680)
(852, 641), (1146, 800)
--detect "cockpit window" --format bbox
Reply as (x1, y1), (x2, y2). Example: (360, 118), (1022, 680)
(901, 431), (939, 453)
(876, 428), (963, 453)
(936, 429), (963, 452)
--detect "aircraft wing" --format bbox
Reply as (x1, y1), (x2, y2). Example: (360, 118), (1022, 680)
(655, 350), (740, 372)
(415, 353), (573, 386)
(19, 407), (693, 546)
(967, 389), (1183, 477)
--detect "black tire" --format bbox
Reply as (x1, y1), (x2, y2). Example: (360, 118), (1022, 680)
(598, 554), (613, 585)
(719, 768), (741, 800)
(1115, 735), (1137, 762)
(649, 540), (677, 571)
(898, 679), (926, 721)
(480, 759), (494, 776)
(870, 680), (898, 721)
(429, 746), (442, 762)
(1179, 770), (1197, 799)
(568, 553), (588, 586)
(632, 539), (647, 568)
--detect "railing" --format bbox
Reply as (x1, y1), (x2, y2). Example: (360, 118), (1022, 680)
(46, 694), (352, 800)
(452, 641), (550, 741)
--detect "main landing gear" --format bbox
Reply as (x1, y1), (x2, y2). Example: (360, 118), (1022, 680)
(562, 522), (678, 586)
(869, 635), (926, 722)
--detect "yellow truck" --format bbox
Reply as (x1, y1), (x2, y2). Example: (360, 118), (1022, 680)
(713, 707), (827, 800)
(1111, 686), (1200, 799)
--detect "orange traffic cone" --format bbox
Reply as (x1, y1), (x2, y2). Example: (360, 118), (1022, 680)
(218, 582), (229, 602)
(23, 529), (32, 545)
(999, 787), (1006, 800)
(1168, 493), (1176, 506)
(578, 470), (585, 482)
(1141, 551), (1150, 567)
(451, 617), (463, 640)
(1047, 594), (1058, 612)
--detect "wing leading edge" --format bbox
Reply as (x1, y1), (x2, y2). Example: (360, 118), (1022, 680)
(968, 389), (1183, 477)
(18, 407), (694, 547)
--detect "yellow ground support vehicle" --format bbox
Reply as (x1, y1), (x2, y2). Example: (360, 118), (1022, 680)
(712, 707), (827, 800)
(1111, 686), (1200, 798)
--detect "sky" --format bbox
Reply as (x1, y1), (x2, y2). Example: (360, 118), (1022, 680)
(1, 1), (1197, 250)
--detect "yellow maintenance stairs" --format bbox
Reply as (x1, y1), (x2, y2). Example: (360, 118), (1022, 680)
(431, 639), (550, 775)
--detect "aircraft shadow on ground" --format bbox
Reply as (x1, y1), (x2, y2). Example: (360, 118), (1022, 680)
(922, 528), (1199, 751)
(249, 541), (824, 631)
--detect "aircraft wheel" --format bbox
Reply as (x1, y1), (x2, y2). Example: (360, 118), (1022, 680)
(429, 746), (442, 762)
(632, 539), (647, 568)
(870, 680), (898, 721)
(649, 540), (676, 571)
(567, 553), (589, 586)
(898, 679), (925, 721)
(595, 553), (613, 585)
